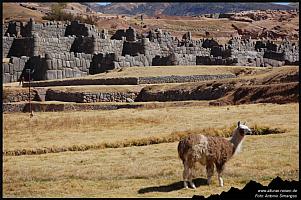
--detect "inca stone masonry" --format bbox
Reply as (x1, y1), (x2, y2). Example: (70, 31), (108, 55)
(2, 18), (299, 83)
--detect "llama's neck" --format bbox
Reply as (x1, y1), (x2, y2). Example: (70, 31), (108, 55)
(230, 129), (245, 155)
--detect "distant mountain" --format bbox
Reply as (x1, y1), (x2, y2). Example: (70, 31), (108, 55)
(288, 2), (299, 9)
(84, 2), (297, 16)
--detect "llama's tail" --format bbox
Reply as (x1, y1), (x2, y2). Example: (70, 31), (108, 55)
(177, 139), (189, 162)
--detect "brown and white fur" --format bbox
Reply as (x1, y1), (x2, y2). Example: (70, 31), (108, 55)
(177, 121), (252, 189)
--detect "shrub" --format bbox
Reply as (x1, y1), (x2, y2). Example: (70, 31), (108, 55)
(42, 3), (97, 25)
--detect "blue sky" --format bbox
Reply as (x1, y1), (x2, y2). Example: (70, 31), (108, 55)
(273, 2), (290, 5)
(97, 2), (111, 6)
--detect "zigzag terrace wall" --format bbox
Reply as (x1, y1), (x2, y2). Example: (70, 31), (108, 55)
(2, 18), (299, 83)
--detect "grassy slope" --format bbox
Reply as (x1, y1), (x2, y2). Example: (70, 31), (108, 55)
(88, 65), (265, 79)
(2, 65), (269, 86)
(3, 3), (44, 22)
(3, 103), (299, 197)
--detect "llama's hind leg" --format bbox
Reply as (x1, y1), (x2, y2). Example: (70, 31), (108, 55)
(206, 162), (214, 185)
(183, 162), (196, 189)
(183, 162), (190, 189)
(187, 163), (196, 189)
(183, 162), (189, 189)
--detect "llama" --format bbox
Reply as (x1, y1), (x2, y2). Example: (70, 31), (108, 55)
(177, 121), (252, 189)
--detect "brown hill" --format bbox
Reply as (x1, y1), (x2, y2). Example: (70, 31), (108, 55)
(3, 3), (45, 22)
(3, 3), (299, 41)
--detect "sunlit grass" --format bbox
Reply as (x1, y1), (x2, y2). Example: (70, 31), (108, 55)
(3, 103), (299, 197)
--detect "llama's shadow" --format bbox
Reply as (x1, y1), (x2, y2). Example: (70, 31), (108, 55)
(138, 178), (208, 194)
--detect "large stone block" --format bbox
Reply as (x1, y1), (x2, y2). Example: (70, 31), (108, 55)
(62, 60), (66, 67)
(52, 58), (58, 70)
(70, 52), (75, 60)
(3, 73), (11, 83)
(9, 63), (14, 75)
(82, 59), (87, 69)
(46, 70), (58, 80)
(16, 71), (22, 80)
(61, 53), (65, 60)
(75, 58), (81, 67)
(66, 61), (71, 68)
(46, 60), (52, 70)
(57, 70), (63, 79)
(66, 68), (73, 78)
(70, 60), (75, 68)
(3, 63), (9, 73)
(65, 52), (69, 60)
(73, 70), (82, 78)
(62, 69), (65, 79)
(10, 75), (15, 82)
(11, 57), (20, 65)
(57, 59), (63, 69)
(19, 59), (26, 71)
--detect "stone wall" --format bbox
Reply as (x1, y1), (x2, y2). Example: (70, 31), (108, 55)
(3, 21), (22, 37)
(279, 40), (299, 64)
(35, 35), (76, 56)
(23, 77), (139, 87)
(111, 27), (137, 41)
(230, 50), (263, 66)
(2, 56), (29, 83)
(228, 37), (256, 51)
(114, 54), (149, 68)
(136, 81), (236, 102)
(21, 19), (105, 38)
(2, 19), (300, 83)
(44, 52), (92, 80)
(71, 36), (94, 54)
(90, 53), (115, 74)
(5, 37), (34, 58)
(2, 37), (15, 58)
(122, 41), (144, 56)
(45, 89), (138, 103)
(143, 38), (162, 64)
(93, 38), (124, 56)
(138, 74), (236, 84)
(65, 21), (104, 37)
(3, 88), (37, 103)
(174, 46), (210, 56)
(196, 56), (238, 65)
(21, 74), (236, 87)
(31, 21), (67, 38)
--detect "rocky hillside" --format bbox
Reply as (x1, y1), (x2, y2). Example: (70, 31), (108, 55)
(91, 2), (297, 16)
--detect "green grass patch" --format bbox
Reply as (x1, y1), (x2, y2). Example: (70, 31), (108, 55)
(4, 124), (286, 156)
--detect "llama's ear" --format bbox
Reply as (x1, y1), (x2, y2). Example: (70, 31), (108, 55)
(238, 121), (241, 127)
(243, 121), (247, 125)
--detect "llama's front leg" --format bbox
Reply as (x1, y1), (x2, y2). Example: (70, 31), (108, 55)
(216, 164), (225, 187)
(189, 179), (196, 189)
(206, 162), (214, 185)
(218, 174), (224, 187)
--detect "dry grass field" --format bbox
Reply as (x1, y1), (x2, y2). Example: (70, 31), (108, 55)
(3, 103), (299, 197)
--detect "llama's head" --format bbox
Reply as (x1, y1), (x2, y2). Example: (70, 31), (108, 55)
(231, 121), (252, 155)
(236, 121), (252, 136)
